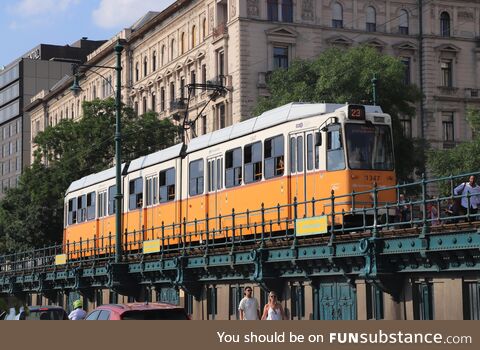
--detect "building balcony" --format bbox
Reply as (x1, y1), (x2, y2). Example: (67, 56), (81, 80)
(213, 22), (228, 41)
(169, 98), (187, 114)
(436, 86), (459, 97)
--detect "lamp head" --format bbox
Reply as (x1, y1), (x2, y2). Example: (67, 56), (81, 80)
(70, 74), (82, 97)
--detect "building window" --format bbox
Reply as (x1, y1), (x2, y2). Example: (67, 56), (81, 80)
(202, 64), (207, 90)
(128, 177), (143, 210)
(134, 101), (139, 116)
(463, 281), (480, 320)
(412, 282), (434, 320)
(159, 167), (175, 202)
(170, 82), (175, 102)
(189, 159), (204, 196)
(273, 46), (289, 69)
(217, 103), (226, 129)
(143, 57), (148, 77)
(332, 2), (343, 28)
(442, 112), (454, 142)
(181, 32), (186, 55)
(282, 0), (293, 22)
(399, 9), (409, 35)
(135, 63), (139, 82)
(267, 0), (279, 21)
(207, 286), (218, 320)
(217, 50), (225, 79)
(152, 51), (157, 72)
(291, 285), (305, 319)
(171, 39), (176, 60)
(366, 283), (384, 320)
(192, 25), (196, 47)
(400, 115), (412, 138)
(151, 93), (156, 112)
(185, 293), (194, 316)
(402, 57), (411, 85)
(229, 286), (243, 320)
(180, 77), (185, 100)
(441, 60), (452, 87)
(202, 18), (207, 40)
(440, 12), (450, 37)
(202, 115), (207, 135)
(366, 6), (376, 32)
(160, 87), (165, 111)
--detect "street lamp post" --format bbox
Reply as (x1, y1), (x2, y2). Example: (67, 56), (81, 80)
(71, 40), (124, 263)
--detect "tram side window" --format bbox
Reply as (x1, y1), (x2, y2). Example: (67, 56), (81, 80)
(159, 168), (175, 202)
(129, 177), (144, 210)
(146, 176), (158, 206)
(98, 191), (107, 218)
(244, 141), (262, 183)
(265, 135), (285, 179)
(87, 191), (96, 221)
(315, 131), (320, 169)
(108, 185), (116, 215)
(189, 159), (204, 196)
(290, 137), (296, 173)
(225, 147), (242, 188)
(327, 128), (345, 171)
(68, 198), (77, 225)
(297, 136), (304, 172)
(77, 195), (86, 223)
(307, 134), (313, 171)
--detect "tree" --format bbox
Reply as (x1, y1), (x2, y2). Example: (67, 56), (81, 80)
(428, 108), (480, 179)
(0, 99), (179, 253)
(254, 46), (424, 182)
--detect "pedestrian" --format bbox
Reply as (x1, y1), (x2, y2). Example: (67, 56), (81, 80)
(395, 193), (410, 227)
(68, 299), (87, 320)
(238, 286), (260, 320)
(261, 291), (285, 320)
(429, 196), (440, 226)
(454, 175), (480, 221)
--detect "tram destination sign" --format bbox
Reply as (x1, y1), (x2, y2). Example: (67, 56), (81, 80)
(295, 216), (328, 236)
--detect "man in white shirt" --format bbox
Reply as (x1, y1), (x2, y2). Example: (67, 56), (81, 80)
(238, 286), (260, 320)
(454, 175), (480, 220)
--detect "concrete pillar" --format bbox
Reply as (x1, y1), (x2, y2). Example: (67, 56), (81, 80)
(433, 277), (463, 320)
(356, 280), (367, 320)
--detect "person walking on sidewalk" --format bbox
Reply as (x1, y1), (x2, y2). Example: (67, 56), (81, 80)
(238, 286), (260, 320)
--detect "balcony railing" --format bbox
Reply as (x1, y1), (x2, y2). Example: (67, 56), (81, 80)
(213, 22), (228, 40)
(169, 98), (187, 112)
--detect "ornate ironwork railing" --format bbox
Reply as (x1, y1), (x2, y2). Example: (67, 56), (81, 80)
(1, 171), (480, 274)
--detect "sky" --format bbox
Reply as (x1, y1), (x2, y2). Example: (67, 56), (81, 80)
(0, 0), (175, 66)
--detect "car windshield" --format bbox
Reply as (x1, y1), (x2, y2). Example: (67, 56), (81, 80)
(121, 309), (188, 320)
(345, 123), (394, 170)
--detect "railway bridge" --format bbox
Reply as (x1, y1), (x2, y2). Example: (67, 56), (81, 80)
(1, 173), (480, 320)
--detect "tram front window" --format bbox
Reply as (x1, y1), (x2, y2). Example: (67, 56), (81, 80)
(346, 124), (394, 170)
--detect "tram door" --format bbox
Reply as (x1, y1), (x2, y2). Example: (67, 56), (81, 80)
(316, 282), (357, 320)
(289, 131), (317, 219)
(206, 155), (224, 237)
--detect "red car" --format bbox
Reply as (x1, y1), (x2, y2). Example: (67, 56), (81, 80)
(84, 303), (190, 320)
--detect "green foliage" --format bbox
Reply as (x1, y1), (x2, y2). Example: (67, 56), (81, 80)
(254, 46), (425, 182)
(428, 108), (480, 179)
(0, 98), (179, 253)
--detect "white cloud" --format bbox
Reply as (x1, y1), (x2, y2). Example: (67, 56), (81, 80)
(11, 0), (79, 17)
(92, 0), (174, 29)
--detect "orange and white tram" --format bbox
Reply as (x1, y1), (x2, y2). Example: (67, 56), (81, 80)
(64, 103), (396, 253)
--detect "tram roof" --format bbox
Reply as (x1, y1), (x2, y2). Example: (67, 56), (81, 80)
(66, 163), (127, 195)
(186, 102), (383, 153)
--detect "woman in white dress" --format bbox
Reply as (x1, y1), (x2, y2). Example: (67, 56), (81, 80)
(261, 291), (286, 320)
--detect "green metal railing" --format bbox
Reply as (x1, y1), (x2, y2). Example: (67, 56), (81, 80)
(1, 171), (479, 274)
